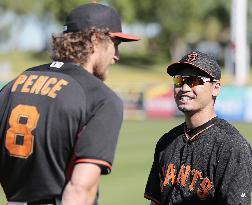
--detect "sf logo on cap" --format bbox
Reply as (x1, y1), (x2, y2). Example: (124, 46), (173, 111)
(184, 52), (198, 63)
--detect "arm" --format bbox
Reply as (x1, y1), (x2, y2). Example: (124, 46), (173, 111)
(61, 163), (101, 205)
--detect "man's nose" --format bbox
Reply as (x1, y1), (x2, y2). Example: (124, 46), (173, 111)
(181, 82), (191, 91)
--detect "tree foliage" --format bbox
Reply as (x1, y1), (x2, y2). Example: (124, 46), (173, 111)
(108, 0), (230, 57)
(0, 0), (35, 14)
(0, 0), (244, 58)
(37, 0), (92, 23)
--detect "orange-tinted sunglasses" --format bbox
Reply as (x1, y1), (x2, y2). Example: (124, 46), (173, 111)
(173, 75), (217, 87)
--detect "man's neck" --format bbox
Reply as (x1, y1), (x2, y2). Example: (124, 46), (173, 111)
(184, 109), (216, 129)
(82, 61), (93, 74)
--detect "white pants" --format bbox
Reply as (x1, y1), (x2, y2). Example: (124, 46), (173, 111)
(7, 203), (55, 205)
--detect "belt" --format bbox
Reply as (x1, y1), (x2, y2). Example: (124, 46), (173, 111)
(8, 198), (57, 205)
(28, 198), (56, 205)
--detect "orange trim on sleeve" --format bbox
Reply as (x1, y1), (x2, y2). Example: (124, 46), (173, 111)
(75, 159), (112, 170)
(144, 194), (160, 205)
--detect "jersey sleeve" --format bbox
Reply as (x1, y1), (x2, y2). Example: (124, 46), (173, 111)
(144, 144), (161, 205)
(74, 95), (123, 175)
(0, 82), (13, 120)
(215, 136), (252, 204)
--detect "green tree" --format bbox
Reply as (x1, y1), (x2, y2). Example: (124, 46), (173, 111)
(1, 0), (232, 58)
(0, 0), (93, 50)
(108, 0), (230, 59)
(0, 0), (35, 14)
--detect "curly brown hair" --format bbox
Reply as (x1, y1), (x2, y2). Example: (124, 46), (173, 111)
(51, 27), (111, 67)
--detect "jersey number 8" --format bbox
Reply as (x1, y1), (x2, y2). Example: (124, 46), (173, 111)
(5, 104), (40, 158)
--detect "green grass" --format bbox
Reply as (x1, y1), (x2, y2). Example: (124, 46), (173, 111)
(99, 118), (183, 205)
(0, 118), (252, 205)
(0, 118), (251, 204)
(99, 119), (252, 205)
(1, 51), (252, 85)
(0, 51), (252, 204)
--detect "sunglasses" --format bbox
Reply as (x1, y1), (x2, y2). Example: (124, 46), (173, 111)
(173, 75), (217, 87)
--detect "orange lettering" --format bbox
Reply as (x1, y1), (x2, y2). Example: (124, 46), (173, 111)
(177, 164), (191, 187)
(160, 165), (166, 191)
(189, 169), (202, 191)
(11, 75), (27, 92)
(40, 77), (57, 95)
(197, 177), (213, 200)
(5, 105), (39, 158)
(30, 76), (49, 94)
(21, 75), (38, 93)
(163, 164), (176, 187)
(48, 79), (69, 98)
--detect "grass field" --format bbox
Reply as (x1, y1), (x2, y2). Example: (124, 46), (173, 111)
(0, 118), (251, 204)
(0, 51), (252, 204)
(1, 51), (252, 86)
(99, 118), (252, 205)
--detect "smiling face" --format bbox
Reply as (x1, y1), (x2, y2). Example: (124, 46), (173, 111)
(173, 66), (221, 115)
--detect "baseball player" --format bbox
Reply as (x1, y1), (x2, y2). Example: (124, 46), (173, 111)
(0, 2), (140, 205)
(144, 51), (252, 205)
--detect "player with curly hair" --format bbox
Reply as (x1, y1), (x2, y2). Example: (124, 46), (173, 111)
(0, 3), (140, 205)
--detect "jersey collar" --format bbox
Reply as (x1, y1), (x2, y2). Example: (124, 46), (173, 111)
(183, 116), (217, 142)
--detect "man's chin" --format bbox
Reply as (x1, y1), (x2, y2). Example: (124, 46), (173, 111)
(93, 66), (108, 81)
(178, 106), (192, 113)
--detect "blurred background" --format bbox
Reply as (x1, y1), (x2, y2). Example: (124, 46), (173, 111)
(0, 0), (252, 204)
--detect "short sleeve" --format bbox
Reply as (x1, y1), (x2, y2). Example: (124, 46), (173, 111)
(0, 81), (12, 119)
(74, 96), (123, 174)
(144, 145), (161, 205)
(0, 82), (10, 104)
(216, 136), (252, 204)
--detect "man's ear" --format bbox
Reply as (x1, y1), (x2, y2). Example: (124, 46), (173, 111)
(91, 33), (99, 45)
(212, 80), (221, 97)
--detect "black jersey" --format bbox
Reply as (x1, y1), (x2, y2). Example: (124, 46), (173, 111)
(145, 117), (252, 205)
(0, 62), (123, 203)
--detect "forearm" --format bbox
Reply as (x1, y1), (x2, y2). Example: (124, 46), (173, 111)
(61, 163), (101, 205)
(61, 179), (98, 205)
